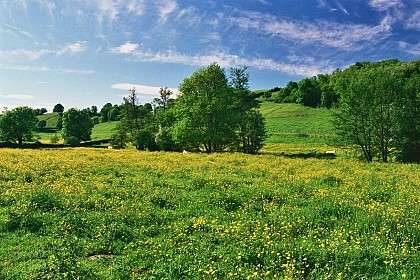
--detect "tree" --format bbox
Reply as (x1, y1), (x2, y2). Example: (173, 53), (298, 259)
(153, 87), (173, 111)
(53, 103), (64, 113)
(62, 108), (93, 145)
(238, 109), (267, 154)
(100, 103), (113, 122)
(229, 66), (266, 154)
(333, 73), (376, 162)
(173, 63), (237, 153)
(0, 106), (38, 146)
(333, 66), (401, 162)
(394, 68), (420, 162)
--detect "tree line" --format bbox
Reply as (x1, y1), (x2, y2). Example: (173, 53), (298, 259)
(0, 59), (418, 162)
(0, 64), (267, 154)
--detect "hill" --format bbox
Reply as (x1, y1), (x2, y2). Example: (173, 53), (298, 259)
(37, 112), (61, 129)
(257, 99), (335, 153)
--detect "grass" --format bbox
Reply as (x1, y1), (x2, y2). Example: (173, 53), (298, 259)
(91, 121), (118, 141)
(37, 112), (61, 129)
(0, 148), (418, 279)
(258, 100), (336, 154)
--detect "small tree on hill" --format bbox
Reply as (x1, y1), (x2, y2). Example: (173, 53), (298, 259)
(53, 103), (64, 113)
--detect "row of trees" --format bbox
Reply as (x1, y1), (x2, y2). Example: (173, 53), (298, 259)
(112, 64), (267, 154)
(333, 59), (419, 163)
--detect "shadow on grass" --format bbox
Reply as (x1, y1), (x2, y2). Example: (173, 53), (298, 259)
(276, 153), (336, 160)
(0, 139), (111, 149)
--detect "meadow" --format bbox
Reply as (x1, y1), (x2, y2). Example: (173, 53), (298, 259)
(0, 148), (418, 279)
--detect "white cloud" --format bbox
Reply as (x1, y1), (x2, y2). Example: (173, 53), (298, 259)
(405, 11), (420, 30)
(0, 64), (95, 74)
(110, 42), (140, 54)
(111, 83), (179, 96)
(158, 0), (178, 24)
(398, 41), (420, 56)
(57, 41), (88, 55)
(369, 0), (404, 11)
(0, 49), (53, 61)
(0, 94), (35, 100)
(127, 49), (334, 76)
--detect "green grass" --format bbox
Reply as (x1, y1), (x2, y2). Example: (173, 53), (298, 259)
(91, 121), (119, 141)
(258, 100), (336, 153)
(37, 112), (61, 129)
(0, 149), (418, 279)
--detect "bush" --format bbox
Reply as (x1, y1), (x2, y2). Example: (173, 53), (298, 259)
(65, 136), (80, 146)
(133, 130), (158, 151)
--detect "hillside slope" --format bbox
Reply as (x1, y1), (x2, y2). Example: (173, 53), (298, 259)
(258, 100), (335, 153)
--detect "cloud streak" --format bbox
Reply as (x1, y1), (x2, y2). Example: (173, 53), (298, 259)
(125, 49), (334, 76)
(111, 83), (178, 96)
(225, 11), (391, 51)
(0, 94), (35, 100)
(110, 42), (140, 54)
(0, 64), (95, 74)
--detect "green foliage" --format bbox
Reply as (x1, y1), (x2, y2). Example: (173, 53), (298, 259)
(333, 60), (419, 162)
(62, 108), (94, 144)
(132, 129), (158, 151)
(173, 63), (238, 153)
(52, 103), (64, 113)
(0, 106), (38, 146)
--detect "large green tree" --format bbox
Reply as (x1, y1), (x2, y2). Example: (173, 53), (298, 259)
(0, 106), (38, 146)
(62, 108), (93, 145)
(173, 63), (237, 153)
(333, 61), (416, 162)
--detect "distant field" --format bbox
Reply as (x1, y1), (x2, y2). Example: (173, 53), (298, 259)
(0, 148), (418, 279)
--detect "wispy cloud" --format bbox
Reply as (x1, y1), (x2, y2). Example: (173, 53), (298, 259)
(86, 0), (145, 24)
(0, 49), (53, 61)
(405, 11), (420, 30)
(111, 83), (178, 96)
(0, 64), (95, 74)
(110, 42), (140, 54)
(0, 94), (35, 100)
(125, 49), (334, 76)
(398, 41), (420, 56)
(225, 11), (391, 51)
(368, 0), (404, 11)
(57, 41), (88, 55)
(158, 0), (178, 24)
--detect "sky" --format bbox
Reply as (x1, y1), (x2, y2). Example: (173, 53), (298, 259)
(0, 0), (419, 112)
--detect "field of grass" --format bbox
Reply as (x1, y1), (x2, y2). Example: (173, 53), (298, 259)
(258, 101), (336, 154)
(0, 148), (418, 279)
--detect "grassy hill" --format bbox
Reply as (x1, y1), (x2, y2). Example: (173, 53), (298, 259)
(91, 121), (118, 141)
(37, 112), (61, 129)
(258, 99), (335, 153)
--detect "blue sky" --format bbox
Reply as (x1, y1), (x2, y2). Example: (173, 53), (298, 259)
(1, 0), (419, 112)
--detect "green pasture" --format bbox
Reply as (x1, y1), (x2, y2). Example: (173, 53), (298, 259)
(0, 149), (418, 279)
